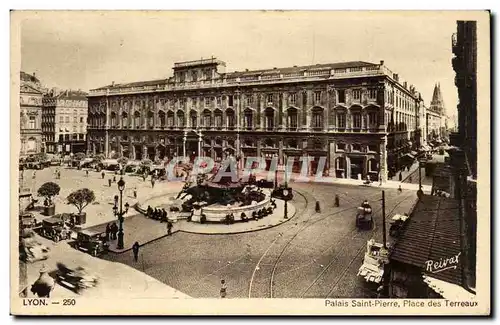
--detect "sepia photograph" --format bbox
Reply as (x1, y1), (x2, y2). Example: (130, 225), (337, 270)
(10, 10), (490, 316)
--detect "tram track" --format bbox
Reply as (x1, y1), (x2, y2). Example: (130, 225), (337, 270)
(322, 192), (416, 298)
(247, 185), (380, 298)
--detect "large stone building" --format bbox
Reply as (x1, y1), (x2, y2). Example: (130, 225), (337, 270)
(19, 72), (44, 156)
(42, 89), (88, 154)
(87, 58), (421, 181)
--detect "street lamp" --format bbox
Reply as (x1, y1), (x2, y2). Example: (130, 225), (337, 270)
(113, 177), (129, 249)
(283, 166), (289, 219)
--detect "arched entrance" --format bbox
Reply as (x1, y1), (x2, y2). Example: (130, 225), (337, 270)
(335, 157), (347, 178)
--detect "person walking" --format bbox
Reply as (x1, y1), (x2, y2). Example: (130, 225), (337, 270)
(86, 170), (89, 177)
(113, 175), (116, 183)
(108, 178), (112, 187)
(133, 187), (137, 199)
(167, 220), (173, 236)
(101, 171), (105, 179)
(132, 242), (140, 262)
(151, 177), (156, 188)
(105, 223), (111, 242)
(111, 223), (118, 240)
(220, 279), (227, 298)
(399, 172), (402, 182)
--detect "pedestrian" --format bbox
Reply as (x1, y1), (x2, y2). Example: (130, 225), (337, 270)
(111, 223), (118, 240)
(409, 176), (412, 183)
(86, 170), (89, 177)
(334, 194), (340, 207)
(147, 205), (152, 218)
(113, 175), (116, 183)
(151, 178), (156, 188)
(399, 172), (402, 182)
(398, 185), (402, 193)
(102, 171), (105, 179)
(167, 220), (173, 236)
(220, 279), (227, 298)
(105, 223), (111, 241)
(143, 173), (146, 182)
(108, 179), (112, 187)
(132, 242), (140, 262)
(133, 188), (137, 199)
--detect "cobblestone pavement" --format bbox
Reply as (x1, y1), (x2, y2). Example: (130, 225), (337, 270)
(104, 182), (418, 298)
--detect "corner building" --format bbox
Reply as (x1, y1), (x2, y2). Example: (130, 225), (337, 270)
(88, 58), (421, 182)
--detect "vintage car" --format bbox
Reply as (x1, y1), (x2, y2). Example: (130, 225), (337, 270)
(75, 227), (108, 256)
(39, 215), (72, 242)
(20, 234), (50, 263)
(356, 205), (374, 229)
(55, 262), (99, 294)
(271, 186), (294, 200)
(19, 212), (37, 230)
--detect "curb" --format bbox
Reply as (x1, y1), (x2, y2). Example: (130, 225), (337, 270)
(178, 206), (298, 236)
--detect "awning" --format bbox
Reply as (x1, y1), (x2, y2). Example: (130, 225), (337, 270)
(422, 275), (476, 300)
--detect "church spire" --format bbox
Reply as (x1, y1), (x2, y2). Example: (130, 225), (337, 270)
(430, 82), (445, 115)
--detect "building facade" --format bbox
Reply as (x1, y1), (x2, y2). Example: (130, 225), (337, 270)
(451, 20), (477, 290)
(87, 58), (421, 181)
(42, 89), (88, 154)
(19, 72), (44, 156)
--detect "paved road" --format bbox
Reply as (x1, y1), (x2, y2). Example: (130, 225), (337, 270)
(104, 182), (418, 298)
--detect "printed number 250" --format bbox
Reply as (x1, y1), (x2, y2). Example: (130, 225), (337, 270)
(63, 299), (76, 306)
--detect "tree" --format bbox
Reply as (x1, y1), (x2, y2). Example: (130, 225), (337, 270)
(67, 188), (96, 215)
(37, 182), (61, 205)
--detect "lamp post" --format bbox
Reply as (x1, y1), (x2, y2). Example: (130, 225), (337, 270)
(183, 131), (187, 159)
(283, 166), (288, 219)
(112, 177), (130, 249)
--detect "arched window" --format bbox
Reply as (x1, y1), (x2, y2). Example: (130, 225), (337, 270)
(189, 111), (197, 128)
(147, 111), (154, 128)
(311, 107), (324, 130)
(214, 109), (223, 128)
(202, 109), (211, 127)
(244, 109), (253, 130)
(176, 111), (185, 127)
(167, 111), (174, 127)
(226, 108), (235, 129)
(287, 107), (298, 130)
(122, 112), (128, 127)
(134, 111), (141, 128)
(159, 110), (166, 127)
(110, 112), (117, 127)
(265, 107), (274, 130)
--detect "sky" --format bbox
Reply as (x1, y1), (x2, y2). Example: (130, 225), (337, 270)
(18, 11), (470, 120)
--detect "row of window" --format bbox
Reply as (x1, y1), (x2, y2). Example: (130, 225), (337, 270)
(99, 88), (380, 112)
(89, 109), (380, 130)
(58, 116), (85, 123)
(57, 133), (86, 142)
(336, 143), (379, 153)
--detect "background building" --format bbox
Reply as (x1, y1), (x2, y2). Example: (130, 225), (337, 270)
(88, 58), (421, 182)
(19, 72), (44, 156)
(427, 83), (447, 143)
(42, 89), (88, 154)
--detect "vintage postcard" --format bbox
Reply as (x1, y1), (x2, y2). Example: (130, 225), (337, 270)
(10, 10), (490, 316)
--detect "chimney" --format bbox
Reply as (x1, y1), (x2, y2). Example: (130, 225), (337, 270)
(111, 81), (115, 87)
(380, 60), (384, 65)
(404, 81), (407, 88)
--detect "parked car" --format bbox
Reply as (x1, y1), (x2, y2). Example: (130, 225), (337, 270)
(55, 262), (99, 294)
(75, 227), (108, 256)
(19, 212), (37, 230)
(39, 215), (72, 242)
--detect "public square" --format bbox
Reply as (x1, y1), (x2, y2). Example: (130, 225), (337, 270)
(19, 165), (420, 299)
